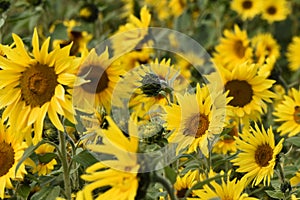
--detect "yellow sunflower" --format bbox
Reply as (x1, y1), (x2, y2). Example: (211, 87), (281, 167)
(273, 88), (300, 137)
(290, 171), (300, 187)
(251, 33), (280, 65)
(261, 0), (290, 24)
(230, 0), (262, 20)
(168, 0), (187, 17)
(0, 122), (27, 199)
(174, 170), (199, 198)
(208, 62), (276, 126)
(163, 83), (228, 156)
(0, 28), (79, 144)
(73, 48), (125, 114)
(213, 24), (253, 71)
(231, 123), (284, 186)
(286, 36), (300, 71)
(79, 116), (139, 199)
(112, 6), (152, 56)
(190, 171), (257, 200)
(27, 143), (57, 176)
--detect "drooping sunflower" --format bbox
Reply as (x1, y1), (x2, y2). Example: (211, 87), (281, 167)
(208, 62), (276, 125)
(286, 36), (300, 71)
(79, 116), (140, 199)
(273, 88), (300, 137)
(251, 33), (280, 65)
(112, 6), (152, 57)
(230, 0), (262, 21)
(163, 83), (228, 156)
(231, 123), (284, 186)
(174, 170), (199, 198)
(0, 122), (27, 199)
(190, 171), (258, 200)
(261, 0), (290, 24)
(213, 24), (253, 71)
(0, 28), (79, 144)
(73, 48), (125, 114)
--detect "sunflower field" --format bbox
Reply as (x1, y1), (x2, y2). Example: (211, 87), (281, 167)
(0, 0), (300, 199)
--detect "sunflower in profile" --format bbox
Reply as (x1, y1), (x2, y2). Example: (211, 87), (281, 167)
(231, 123), (284, 186)
(230, 0), (262, 20)
(208, 62), (276, 125)
(73, 48), (125, 114)
(213, 24), (253, 71)
(261, 0), (290, 23)
(174, 170), (199, 198)
(0, 122), (27, 199)
(286, 36), (300, 71)
(190, 171), (258, 200)
(163, 83), (228, 156)
(251, 33), (280, 65)
(79, 116), (140, 199)
(273, 88), (300, 137)
(112, 6), (152, 57)
(0, 28), (79, 144)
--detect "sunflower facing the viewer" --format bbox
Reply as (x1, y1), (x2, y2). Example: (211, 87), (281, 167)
(261, 0), (290, 23)
(0, 28), (79, 144)
(230, 0), (262, 21)
(231, 123), (284, 186)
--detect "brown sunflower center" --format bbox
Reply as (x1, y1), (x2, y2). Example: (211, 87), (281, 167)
(294, 106), (300, 124)
(225, 80), (253, 107)
(79, 65), (109, 94)
(234, 40), (246, 58)
(267, 6), (277, 15)
(0, 141), (15, 177)
(223, 126), (238, 143)
(242, 0), (253, 9)
(176, 188), (188, 198)
(184, 114), (209, 138)
(20, 63), (58, 107)
(255, 144), (273, 167)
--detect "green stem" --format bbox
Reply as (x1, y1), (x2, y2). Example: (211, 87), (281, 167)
(153, 173), (178, 200)
(59, 131), (72, 200)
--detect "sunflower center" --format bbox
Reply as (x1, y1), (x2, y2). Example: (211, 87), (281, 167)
(0, 141), (15, 177)
(223, 126), (238, 143)
(176, 188), (188, 198)
(255, 144), (273, 167)
(267, 6), (277, 15)
(242, 0), (253, 9)
(234, 40), (246, 58)
(184, 114), (209, 138)
(294, 106), (300, 124)
(20, 63), (58, 107)
(79, 65), (109, 94)
(225, 80), (253, 107)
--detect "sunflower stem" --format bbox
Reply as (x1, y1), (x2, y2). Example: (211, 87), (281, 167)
(59, 130), (72, 200)
(153, 172), (178, 200)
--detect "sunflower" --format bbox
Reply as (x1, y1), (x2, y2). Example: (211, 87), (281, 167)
(73, 48), (125, 114)
(112, 6), (152, 57)
(0, 28), (79, 144)
(144, 0), (170, 21)
(212, 123), (238, 155)
(27, 143), (57, 176)
(251, 33), (280, 65)
(213, 24), (253, 71)
(261, 0), (290, 24)
(230, 0), (262, 20)
(163, 83), (228, 156)
(174, 170), (199, 198)
(0, 122), (27, 199)
(190, 171), (258, 200)
(290, 171), (300, 187)
(168, 0), (187, 17)
(273, 88), (300, 137)
(231, 123), (284, 186)
(79, 116), (140, 199)
(208, 62), (276, 126)
(286, 36), (300, 71)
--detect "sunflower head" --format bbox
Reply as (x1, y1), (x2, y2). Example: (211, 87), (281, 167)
(261, 0), (290, 23)
(79, 3), (99, 22)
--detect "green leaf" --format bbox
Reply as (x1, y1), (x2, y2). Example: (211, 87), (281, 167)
(16, 184), (31, 200)
(164, 166), (177, 184)
(73, 149), (98, 167)
(265, 190), (285, 199)
(286, 137), (300, 147)
(47, 186), (61, 200)
(16, 140), (45, 175)
(30, 186), (52, 200)
(38, 153), (57, 163)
